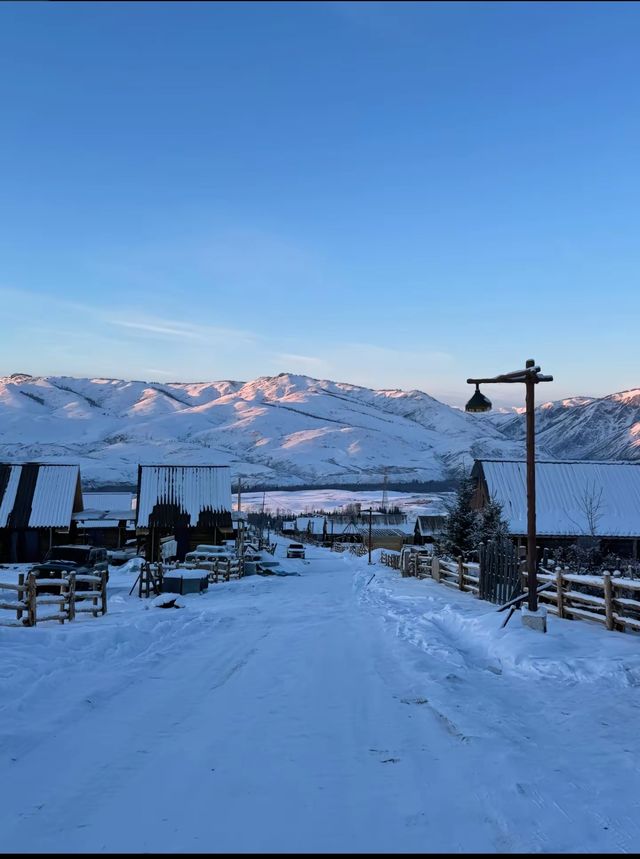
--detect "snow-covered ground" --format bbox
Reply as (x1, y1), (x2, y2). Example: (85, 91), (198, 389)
(237, 487), (451, 516)
(1, 543), (640, 852)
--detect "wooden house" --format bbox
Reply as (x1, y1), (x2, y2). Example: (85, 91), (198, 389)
(73, 492), (136, 549)
(471, 459), (640, 558)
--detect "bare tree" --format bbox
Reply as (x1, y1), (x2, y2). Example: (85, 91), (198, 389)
(569, 480), (605, 537)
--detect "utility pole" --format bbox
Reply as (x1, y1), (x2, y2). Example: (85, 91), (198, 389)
(367, 507), (373, 565)
(381, 470), (389, 513)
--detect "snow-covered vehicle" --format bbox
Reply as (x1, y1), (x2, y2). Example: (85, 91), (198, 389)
(286, 543), (305, 559)
(31, 544), (109, 590)
(184, 545), (236, 564)
(107, 539), (140, 566)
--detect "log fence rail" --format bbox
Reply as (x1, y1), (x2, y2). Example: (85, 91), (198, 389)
(0, 570), (107, 627)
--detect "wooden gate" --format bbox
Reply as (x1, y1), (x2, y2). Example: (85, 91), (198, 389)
(479, 540), (522, 605)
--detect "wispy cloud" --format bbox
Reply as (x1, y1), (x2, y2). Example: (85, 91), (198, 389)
(112, 319), (209, 341)
(141, 368), (177, 378)
(108, 315), (257, 344)
(274, 353), (328, 371)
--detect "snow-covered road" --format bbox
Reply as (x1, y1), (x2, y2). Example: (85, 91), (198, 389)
(2, 544), (640, 853)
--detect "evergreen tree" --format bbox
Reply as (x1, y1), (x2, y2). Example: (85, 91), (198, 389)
(473, 498), (510, 547)
(441, 471), (477, 557)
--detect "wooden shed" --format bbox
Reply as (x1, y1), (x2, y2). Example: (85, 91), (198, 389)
(136, 465), (233, 561)
(0, 463), (84, 562)
(413, 514), (448, 545)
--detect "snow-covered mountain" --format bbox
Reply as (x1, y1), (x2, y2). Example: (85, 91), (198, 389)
(0, 373), (637, 487)
(495, 389), (640, 462)
(0, 372), (525, 487)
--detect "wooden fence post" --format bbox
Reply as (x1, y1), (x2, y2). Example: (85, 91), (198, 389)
(17, 573), (24, 624)
(563, 566), (572, 615)
(603, 571), (614, 631)
(101, 571), (108, 616)
(432, 556), (440, 582)
(458, 557), (465, 591)
(59, 576), (67, 624)
(27, 572), (36, 627)
(67, 572), (76, 622)
(556, 567), (564, 619)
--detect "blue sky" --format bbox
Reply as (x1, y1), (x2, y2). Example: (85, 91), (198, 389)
(1, 1), (639, 408)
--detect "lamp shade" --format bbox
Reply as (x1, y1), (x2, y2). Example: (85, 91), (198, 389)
(465, 384), (492, 413)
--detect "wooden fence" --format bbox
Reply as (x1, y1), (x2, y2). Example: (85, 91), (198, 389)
(535, 566), (640, 633)
(378, 547), (640, 637)
(380, 550), (479, 593)
(0, 571), (107, 628)
(178, 557), (243, 583)
(332, 542), (367, 557)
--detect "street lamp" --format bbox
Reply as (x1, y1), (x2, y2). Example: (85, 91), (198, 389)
(367, 507), (373, 565)
(465, 359), (553, 625)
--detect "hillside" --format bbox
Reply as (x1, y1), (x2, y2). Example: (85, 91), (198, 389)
(0, 373), (637, 487)
(0, 372), (523, 487)
(496, 390), (640, 462)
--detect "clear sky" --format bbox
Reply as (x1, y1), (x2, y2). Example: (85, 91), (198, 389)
(1, 1), (639, 408)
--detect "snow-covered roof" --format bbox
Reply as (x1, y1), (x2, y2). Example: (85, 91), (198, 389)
(73, 509), (134, 524)
(415, 514), (448, 537)
(0, 463), (83, 528)
(353, 526), (407, 538)
(475, 459), (640, 537)
(136, 465), (232, 528)
(82, 492), (135, 511)
(295, 516), (326, 535)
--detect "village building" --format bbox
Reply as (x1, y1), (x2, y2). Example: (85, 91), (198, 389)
(413, 513), (448, 545)
(73, 491), (137, 548)
(136, 465), (233, 561)
(0, 463), (84, 562)
(471, 459), (640, 558)
(294, 516), (327, 538)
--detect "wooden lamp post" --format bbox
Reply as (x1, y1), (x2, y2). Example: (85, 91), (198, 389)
(465, 359), (553, 618)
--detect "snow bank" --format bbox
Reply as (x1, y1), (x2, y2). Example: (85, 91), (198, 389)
(355, 555), (640, 688)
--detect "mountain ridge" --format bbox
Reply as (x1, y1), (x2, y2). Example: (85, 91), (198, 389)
(0, 372), (637, 488)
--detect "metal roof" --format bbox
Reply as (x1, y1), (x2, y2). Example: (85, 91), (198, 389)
(0, 463), (83, 528)
(416, 514), (448, 537)
(73, 509), (134, 522)
(295, 516), (326, 535)
(136, 465), (232, 528)
(475, 459), (640, 537)
(82, 492), (135, 512)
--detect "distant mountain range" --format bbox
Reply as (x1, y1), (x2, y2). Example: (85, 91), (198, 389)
(0, 373), (637, 488)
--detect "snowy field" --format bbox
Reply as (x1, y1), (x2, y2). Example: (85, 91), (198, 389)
(1, 542), (640, 852)
(236, 488), (451, 516)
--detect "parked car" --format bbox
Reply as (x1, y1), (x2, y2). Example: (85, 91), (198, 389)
(107, 539), (140, 566)
(286, 543), (306, 559)
(31, 545), (109, 591)
(184, 545), (236, 564)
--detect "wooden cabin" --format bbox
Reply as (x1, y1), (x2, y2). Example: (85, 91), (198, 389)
(471, 459), (640, 558)
(413, 514), (448, 545)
